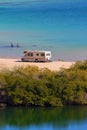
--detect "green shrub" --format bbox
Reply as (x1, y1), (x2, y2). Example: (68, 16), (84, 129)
(0, 61), (87, 107)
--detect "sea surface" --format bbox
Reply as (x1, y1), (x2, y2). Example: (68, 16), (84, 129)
(0, 0), (87, 61)
(0, 106), (87, 130)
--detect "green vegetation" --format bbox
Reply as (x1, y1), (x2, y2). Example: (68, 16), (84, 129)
(1, 61), (87, 107)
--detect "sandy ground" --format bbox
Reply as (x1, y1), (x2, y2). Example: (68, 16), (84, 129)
(0, 58), (75, 71)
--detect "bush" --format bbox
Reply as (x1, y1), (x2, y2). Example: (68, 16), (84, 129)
(0, 61), (87, 107)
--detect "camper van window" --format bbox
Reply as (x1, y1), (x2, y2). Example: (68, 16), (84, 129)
(28, 53), (33, 56)
(31, 53), (33, 56)
(36, 53), (39, 56)
(46, 53), (50, 56)
(25, 53), (27, 56)
(41, 53), (45, 56)
(28, 53), (30, 56)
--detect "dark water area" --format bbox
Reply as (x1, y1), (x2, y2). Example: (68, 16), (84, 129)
(0, 106), (87, 130)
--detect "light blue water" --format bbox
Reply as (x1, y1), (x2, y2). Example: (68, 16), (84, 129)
(0, 0), (87, 61)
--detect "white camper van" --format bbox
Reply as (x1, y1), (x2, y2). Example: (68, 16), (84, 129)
(21, 50), (52, 62)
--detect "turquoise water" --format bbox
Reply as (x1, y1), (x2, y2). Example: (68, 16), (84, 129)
(0, 106), (87, 130)
(0, 0), (87, 61)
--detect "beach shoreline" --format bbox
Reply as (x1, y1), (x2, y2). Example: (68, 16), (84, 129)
(0, 57), (75, 71)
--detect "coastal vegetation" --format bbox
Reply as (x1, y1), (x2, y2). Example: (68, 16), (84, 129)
(0, 60), (87, 107)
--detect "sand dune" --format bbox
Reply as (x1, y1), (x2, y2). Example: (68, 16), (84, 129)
(0, 58), (75, 71)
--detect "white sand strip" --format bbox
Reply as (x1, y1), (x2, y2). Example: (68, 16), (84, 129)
(0, 58), (75, 71)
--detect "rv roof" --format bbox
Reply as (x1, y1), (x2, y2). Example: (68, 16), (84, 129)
(24, 50), (51, 53)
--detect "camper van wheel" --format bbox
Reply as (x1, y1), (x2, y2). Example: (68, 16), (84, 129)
(35, 59), (39, 62)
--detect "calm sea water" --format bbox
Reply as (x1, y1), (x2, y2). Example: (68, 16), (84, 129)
(0, 0), (87, 61)
(0, 106), (87, 130)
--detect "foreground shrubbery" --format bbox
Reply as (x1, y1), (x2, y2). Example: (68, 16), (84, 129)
(0, 61), (87, 107)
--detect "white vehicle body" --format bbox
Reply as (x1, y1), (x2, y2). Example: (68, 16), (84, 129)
(21, 50), (52, 62)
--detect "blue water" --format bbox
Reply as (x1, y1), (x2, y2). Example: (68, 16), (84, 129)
(0, 106), (87, 130)
(0, 0), (87, 61)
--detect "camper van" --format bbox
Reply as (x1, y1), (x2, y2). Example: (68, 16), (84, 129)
(21, 50), (52, 62)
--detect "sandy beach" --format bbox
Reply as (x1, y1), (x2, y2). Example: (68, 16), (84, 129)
(0, 58), (75, 71)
